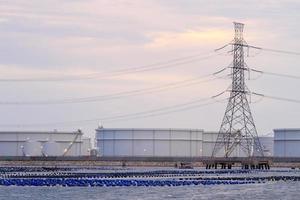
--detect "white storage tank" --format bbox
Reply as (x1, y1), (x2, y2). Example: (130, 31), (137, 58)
(22, 140), (42, 156)
(81, 137), (92, 156)
(42, 141), (62, 156)
(202, 132), (221, 157)
(96, 128), (267, 158)
(256, 136), (273, 156)
(202, 132), (248, 157)
(0, 130), (89, 156)
(96, 128), (203, 157)
(274, 129), (300, 157)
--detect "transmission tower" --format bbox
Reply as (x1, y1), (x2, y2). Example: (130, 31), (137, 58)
(212, 22), (264, 158)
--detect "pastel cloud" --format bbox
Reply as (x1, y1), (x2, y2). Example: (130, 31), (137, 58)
(145, 29), (232, 49)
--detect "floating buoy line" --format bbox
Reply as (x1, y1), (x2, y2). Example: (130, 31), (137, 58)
(0, 167), (299, 187)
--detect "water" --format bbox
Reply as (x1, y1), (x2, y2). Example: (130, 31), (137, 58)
(0, 182), (299, 200)
(1, 167), (300, 199)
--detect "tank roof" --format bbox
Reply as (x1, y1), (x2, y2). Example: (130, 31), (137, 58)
(0, 130), (83, 135)
(274, 128), (300, 132)
(96, 127), (204, 132)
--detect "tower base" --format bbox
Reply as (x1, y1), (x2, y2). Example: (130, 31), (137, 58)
(204, 157), (271, 170)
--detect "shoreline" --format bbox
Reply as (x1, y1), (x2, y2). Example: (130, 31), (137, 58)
(0, 158), (299, 168)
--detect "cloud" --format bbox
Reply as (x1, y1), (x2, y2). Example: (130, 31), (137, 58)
(145, 29), (232, 49)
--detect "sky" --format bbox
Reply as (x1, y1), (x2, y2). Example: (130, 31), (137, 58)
(0, 0), (300, 140)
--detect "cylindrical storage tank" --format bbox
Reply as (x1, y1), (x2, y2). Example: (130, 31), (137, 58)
(202, 132), (249, 157)
(96, 128), (203, 157)
(22, 140), (42, 156)
(274, 129), (300, 157)
(42, 141), (62, 156)
(81, 137), (91, 156)
(0, 130), (85, 156)
(254, 136), (273, 156)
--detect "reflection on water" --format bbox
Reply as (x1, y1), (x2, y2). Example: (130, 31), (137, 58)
(0, 182), (299, 200)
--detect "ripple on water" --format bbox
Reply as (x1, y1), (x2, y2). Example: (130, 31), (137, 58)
(0, 182), (300, 200)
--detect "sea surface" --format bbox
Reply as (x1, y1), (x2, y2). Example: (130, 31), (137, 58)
(1, 167), (300, 200)
(0, 182), (299, 200)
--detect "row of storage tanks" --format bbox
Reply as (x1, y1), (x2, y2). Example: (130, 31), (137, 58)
(96, 128), (300, 158)
(96, 128), (275, 157)
(0, 128), (299, 157)
(0, 130), (91, 156)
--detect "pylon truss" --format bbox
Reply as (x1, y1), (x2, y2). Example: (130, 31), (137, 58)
(212, 22), (264, 158)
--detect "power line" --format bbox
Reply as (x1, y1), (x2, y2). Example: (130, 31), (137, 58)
(104, 100), (223, 124)
(216, 43), (300, 56)
(94, 97), (216, 123)
(0, 95), (225, 127)
(252, 92), (300, 104)
(250, 68), (300, 80)
(233, 43), (300, 56)
(0, 68), (228, 105)
(0, 52), (219, 82)
(252, 46), (300, 56)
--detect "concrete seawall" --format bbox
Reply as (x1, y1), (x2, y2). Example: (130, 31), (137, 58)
(0, 156), (300, 168)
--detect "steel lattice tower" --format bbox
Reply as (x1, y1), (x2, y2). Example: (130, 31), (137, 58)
(212, 22), (264, 158)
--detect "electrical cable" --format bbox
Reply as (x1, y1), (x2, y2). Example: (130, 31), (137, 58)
(256, 47), (300, 56)
(0, 68), (228, 105)
(250, 68), (300, 80)
(252, 92), (300, 104)
(104, 99), (225, 124)
(0, 94), (226, 127)
(216, 42), (300, 56)
(0, 52), (219, 82)
(228, 43), (300, 56)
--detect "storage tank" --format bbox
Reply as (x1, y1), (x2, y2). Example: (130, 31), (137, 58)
(0, 130), (86, 156)
(96, 128), (203, 157)
(97, 128), (271, 158)
(274, 129), (300, 157)
(254, 136), (273, 156)
(42, 141), (62, 156)
(22, 140), (42, 156)
(202, 132), (248, 157)
(81, 137), (91, 156)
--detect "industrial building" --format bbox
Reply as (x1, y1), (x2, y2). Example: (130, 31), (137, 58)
(274, 129), (300, 157)
(96, 128), (258, 157)
(0, 130), (91, 156)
